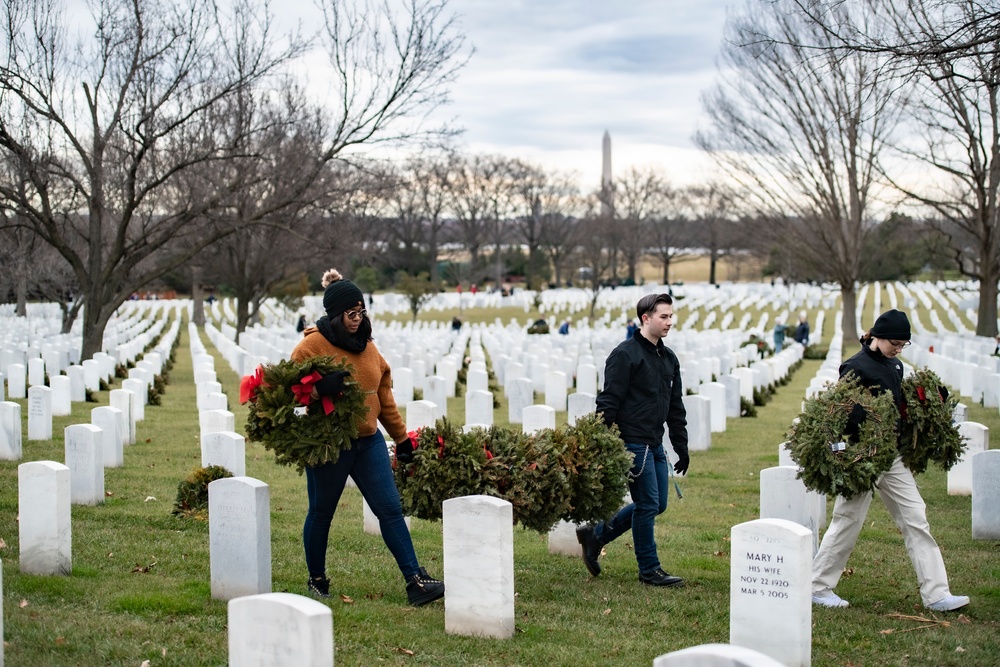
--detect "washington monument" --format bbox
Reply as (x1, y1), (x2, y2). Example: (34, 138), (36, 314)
(601, 130), (613, 217)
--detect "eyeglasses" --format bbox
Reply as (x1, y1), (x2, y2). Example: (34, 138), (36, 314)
(888, 340), (911, 349)
(344, 309), (367, 321)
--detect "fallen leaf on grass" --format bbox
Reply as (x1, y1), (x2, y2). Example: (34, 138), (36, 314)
(162, 647), (167, 656)
(602, 608), (612, 616)
(132, 561), (157, 573)
(144, 496), (156, 502)
(880, 629), (894, 635)
(339, 594), (354, 604)
(141, 661), (151, 667)
(393, 647), (415, 656)
(145, 438), (151, 443)
(955, 647), (966, 653)
(713, 551), (727, 557)
(0, 538), (6, 549)
(55, 637), (66, 646)
(364, 592), (384, 601)
(957, 614), (971, 624)
(19, 599), (28, 608)
(105, 491), (115, 497)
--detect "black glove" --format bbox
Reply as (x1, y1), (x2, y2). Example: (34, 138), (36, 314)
(673, 451), (690, 475)
(315, 370), (350, 398)
(938, 385), (949, 402)
(395, 436), (417, 463)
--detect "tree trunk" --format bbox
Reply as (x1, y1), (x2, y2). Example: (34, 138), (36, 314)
(80, 295), (114, 361)
(15, 270), (27, 317)
(976, 272), (999, 337)
(236, 292), (251, 335)
(661, 257), (671, 285)
(841, 282), (859, 347)
(709, 252), (718, 285)
(191, 267), (205, 327)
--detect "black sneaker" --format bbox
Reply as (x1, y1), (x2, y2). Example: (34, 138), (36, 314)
(307, 575), (330, 598)
(638, 568), (684, 588)
(576, 524), (602, 577)
(406, 567), (445, 606)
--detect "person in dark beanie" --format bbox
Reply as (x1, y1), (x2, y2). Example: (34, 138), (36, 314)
(812, 309), (969, 612)
(576, 292), (689, 588)
(291, 268), (444, 606)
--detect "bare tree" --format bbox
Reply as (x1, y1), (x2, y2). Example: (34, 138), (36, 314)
(697, 0), (901, 342)
(448, 154), (512, 282)
(615, 167), (669, 283)
(0, 0), (468, 358)
(686, 182), (741, 285)
(646, 185), (693, 285)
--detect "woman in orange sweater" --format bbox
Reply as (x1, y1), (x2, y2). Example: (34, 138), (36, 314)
(291, 269), (443, 606)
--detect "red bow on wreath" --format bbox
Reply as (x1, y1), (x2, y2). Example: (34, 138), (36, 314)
(239, 365), (265, 404)
(291, 371), (335, 416)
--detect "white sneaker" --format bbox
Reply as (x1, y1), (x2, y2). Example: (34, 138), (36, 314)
(812, 591), (850, 608)
(927, 595), (970, 612)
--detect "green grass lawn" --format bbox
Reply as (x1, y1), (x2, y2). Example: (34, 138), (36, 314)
(1, 313), (998, 666)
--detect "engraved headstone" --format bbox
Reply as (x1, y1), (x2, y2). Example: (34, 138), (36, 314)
(653, 643), (785, 667)
(730, 518), (811, 667)
(50, 376), (72, 417)
(19, 460), (72, 575)
(109, 389), (135, 445)
(27, 385), (53, 441)
(202, 431), (246, 476)
(91, 406), (124, 468)
(200, 409), (235, 443)
(227, 593), (333, 667)
(443, 495), (514, 638)
(948, 421), (989, 496)
(465, 390), (494, 427)
(64, 424), (105, 505)
(508, 377), (534, 424)
(972, 450), (1000, 540)
(209, 476), (272, 600)
(522, 405), (556, 435)
(405, 400), (439, 431)
(0, 402), (22, 461)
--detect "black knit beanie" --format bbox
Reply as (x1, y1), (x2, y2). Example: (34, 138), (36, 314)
(871, 309), (911, 340)
(321, 269), (364, 317)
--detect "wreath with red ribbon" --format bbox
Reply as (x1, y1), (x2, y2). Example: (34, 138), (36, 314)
(899, 368), (966, 474)
(242, 356), (369, 473)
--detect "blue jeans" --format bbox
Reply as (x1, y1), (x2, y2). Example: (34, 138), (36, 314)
(303, 431), (420, 580)
(593, 442), (669, 574)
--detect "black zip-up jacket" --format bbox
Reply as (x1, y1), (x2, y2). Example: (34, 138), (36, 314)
(839, 343), (904, 442)
(596, 332), (688, 456)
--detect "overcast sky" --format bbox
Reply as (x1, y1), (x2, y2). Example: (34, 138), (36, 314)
(287, 0), (736, 190)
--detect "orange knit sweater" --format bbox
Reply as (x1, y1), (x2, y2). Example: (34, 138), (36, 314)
(290, 327), (407, 444)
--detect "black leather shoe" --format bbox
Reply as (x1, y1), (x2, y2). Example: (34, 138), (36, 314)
(639, 568), (684, 588)
(406, 567), (445, 606)
(576, 524), (602, 577)
(307, 576), (331, 598)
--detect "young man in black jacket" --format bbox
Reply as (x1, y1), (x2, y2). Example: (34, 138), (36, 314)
(577, 293), (690, 587)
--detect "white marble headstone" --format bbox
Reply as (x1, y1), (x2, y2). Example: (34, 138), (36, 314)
(91, 406), (124, 468)
(544, 370), (567, 411)
(50, 376), (72, 417)
(972, 450), (1000, 540)
(465, 390), (494, 427)
(567, 392), (596, 426)
(227, 593), (333, 667)
(405, 400), (438, 431)
(109, 389), (135, 445)
(19, 460), (72, 575)
(65, 424), (105, 505)
(0, 401), (23, 461)
(425, 376), (448, 418)
(948, 421), (989, 496)
(759, 466), (823, 554)
(362, 496), (410, 535)
(6, 363), (26, 399)
(683, 394), (712, 451)
(546, 520), (582, 557)
(200, 409), (235, 443)
(522, 405), (556, 435)
(730, 518), (811, 667)
(67, 365), (87, 402)
(27, 385), (53, 441)
(202, 431), (246, 476)
(508, 377), (534, 424)
(209, 476), (272, 600)
(27, 357), (45, 387)
(443, 495), (514, 639)
(699, 382), (728, 433)
(653, 643), (785, 667)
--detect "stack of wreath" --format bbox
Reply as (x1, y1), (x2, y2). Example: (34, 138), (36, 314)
(242, 356), (369, 473)
(788, 369), (966, 498)
(393, 413), (633, 534)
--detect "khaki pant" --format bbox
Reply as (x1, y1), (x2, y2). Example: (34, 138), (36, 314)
(812, 456), (952, 605)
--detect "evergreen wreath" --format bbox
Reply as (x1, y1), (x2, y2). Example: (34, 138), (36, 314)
(899, 369), (966, 474)
(788, 373), (899, 499)
(394, 414), (631, 533)
(242, 357), (369, 473)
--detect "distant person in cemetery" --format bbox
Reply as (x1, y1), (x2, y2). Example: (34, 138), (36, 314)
(290, 268), (444, 607)
(625, 319), (638, 340)
(451, 316), (462, 331)
(793, 311), (810, 346)
(773, 318), (788, 353)
(295, 314), (307, 333)
(558, 319), (570, 335)
(811, 309), (969, 612)
(577, 292), (689, 588)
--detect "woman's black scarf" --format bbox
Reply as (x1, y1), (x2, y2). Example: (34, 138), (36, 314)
(316, 315), (368, 354)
